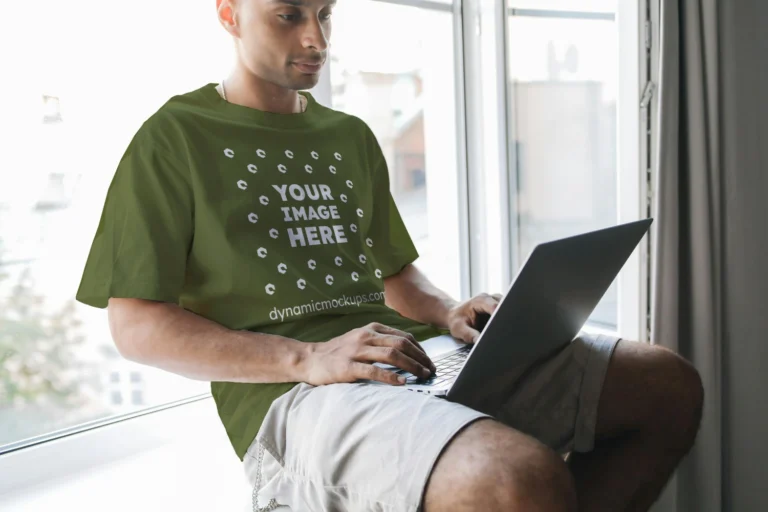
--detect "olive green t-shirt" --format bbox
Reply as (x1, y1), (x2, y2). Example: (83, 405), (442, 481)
(76, 83), (445, 461)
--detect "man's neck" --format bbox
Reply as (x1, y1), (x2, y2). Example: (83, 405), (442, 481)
(221, 71), (304, 114)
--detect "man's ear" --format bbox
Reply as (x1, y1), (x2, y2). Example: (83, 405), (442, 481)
(216, 0), (240, 37)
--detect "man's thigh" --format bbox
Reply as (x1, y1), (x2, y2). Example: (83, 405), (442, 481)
(244, 381), (491, 512)
(422, 417), (578, 512)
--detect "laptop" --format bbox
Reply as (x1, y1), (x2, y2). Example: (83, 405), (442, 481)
(361, 218), (653, 407)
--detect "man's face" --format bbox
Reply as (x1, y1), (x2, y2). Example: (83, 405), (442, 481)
(226, 0), (335, 91)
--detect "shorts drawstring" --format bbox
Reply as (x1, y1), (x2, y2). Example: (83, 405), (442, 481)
(252, 441), (282, 512)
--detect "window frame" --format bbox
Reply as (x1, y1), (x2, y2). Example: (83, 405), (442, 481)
(464, 0), (648, 341)
(615, 0), (649, 343)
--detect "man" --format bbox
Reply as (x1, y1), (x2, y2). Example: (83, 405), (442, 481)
(75, 0), (704, 510)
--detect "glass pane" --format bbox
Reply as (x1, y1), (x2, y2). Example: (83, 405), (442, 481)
(330, 0), (462, 299)
(0, 0), (231, 450)
(506, 3), (620, 329)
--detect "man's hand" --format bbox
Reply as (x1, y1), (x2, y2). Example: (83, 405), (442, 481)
(302, 323), (436, 386)
(446, 293), (503, 344)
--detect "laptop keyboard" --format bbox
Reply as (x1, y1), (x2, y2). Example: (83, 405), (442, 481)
(396, 345), (472, 386)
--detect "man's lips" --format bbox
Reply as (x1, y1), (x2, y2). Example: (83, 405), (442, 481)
(293, 61), (324, 73)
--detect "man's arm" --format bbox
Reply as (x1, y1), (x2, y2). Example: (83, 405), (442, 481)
(383, 264), (459, 329)
(108, 298), (311, 384)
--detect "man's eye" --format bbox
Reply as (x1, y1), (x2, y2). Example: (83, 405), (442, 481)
(278, 12), (331, 22)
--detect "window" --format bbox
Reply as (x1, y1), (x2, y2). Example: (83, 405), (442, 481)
(505, 0), (643, 333)
(131, 390), (144, 406)
(329, 0), (463, 300)
(411, 168), (427, 188)
(0, 0), (231, 452)
(42, 95), (63, 124)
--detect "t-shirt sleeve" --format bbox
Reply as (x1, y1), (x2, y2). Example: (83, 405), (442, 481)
(75, 131), (194, 309)
(363, 125), (420, 279)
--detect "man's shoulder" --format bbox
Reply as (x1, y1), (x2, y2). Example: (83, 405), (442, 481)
(134, 84), (212, 137)
(118, 84), (231, 158)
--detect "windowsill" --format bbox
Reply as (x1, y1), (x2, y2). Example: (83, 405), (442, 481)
(0, 396), (251, 511)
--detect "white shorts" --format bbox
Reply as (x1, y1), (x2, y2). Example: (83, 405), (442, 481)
(243, 332), (621, 512)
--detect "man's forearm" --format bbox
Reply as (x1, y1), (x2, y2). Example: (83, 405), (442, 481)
(383, 264), (459, 329)
(110, 300), (310, 384)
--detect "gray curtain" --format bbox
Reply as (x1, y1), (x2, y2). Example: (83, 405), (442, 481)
(652, 1), (768, 511)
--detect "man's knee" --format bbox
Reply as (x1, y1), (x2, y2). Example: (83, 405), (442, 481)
(670, 352), (705, 447)
(650, 347), (705, 448)
(423, 418), (577, 512)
